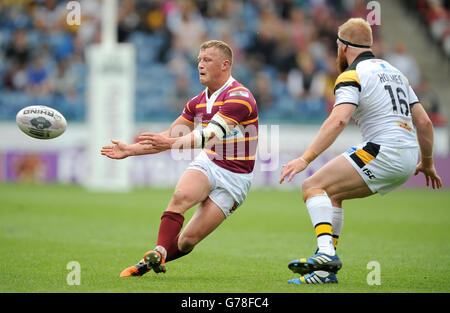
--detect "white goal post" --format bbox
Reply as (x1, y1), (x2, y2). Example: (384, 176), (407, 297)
(85, 0), (135, 192)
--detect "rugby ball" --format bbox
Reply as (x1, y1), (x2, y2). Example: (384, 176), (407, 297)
(16, 105), (67, 139)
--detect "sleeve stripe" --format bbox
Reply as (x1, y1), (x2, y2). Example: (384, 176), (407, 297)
(334, 102), (359, 107)
(240, 116), (258, 125)
(221, 135), (258, 144)
(334, 69), (361, 94)
(204, 148), (256, 160)
(196, 101), (224, 109)
(335, 70), (360, 86)
(223, 99), (252, 116)
(334, 81), (361, 94)
(180, 115), (195, 124)
(217, 112), (239, 125)
(227, 86), (249, 93)
(186, 101), (192, 113)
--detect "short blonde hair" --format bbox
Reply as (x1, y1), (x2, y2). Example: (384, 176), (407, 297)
(200, 40), (233, 66)
(338, 18), (373, 48)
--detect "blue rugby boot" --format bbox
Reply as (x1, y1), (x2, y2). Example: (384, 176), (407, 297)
(288, 271), (338, 285)
(288, 252), (342, 275)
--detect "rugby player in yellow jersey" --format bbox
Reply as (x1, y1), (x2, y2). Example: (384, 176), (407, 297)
(280, 18), (442, 285)
(101, 40), (258, 277)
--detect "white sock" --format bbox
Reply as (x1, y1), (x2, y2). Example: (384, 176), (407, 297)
(332, 206), (344, 249)
(155, 245), (167, 260)
(306, 194), (335, 256)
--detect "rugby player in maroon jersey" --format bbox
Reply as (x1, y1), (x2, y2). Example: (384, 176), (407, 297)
(101, 40), (258, 277)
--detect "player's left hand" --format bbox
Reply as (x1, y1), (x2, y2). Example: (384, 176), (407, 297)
(279, 157), (309, 184)
(414, 161), (442, 189)
(101, 139), (131, 159)
(138, 132), (174, 152)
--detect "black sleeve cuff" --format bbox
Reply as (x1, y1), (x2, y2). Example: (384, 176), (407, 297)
(334, 102), (359, 107)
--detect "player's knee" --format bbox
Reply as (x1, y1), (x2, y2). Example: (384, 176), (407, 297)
(301, 179), (326, 202)
(301, 179), (312, 196)
(168, 190), (196, 212)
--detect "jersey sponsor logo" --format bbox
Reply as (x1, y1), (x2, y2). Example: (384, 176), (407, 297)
(397, 120), (412, 131)
(229, 90), (249, 98)
(222, 128), (240, 139)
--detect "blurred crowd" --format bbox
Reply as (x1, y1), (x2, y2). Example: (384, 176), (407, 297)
(403, 0), (450, 59)
(0, 0), (446, 125)
(401, 0), (449, 126)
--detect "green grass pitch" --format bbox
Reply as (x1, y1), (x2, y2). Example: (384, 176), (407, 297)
(0, 183), (449, 293)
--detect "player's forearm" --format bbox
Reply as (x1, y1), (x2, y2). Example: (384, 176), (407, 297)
(171, 131), (219, 150)
(161, 127), (186, 138)
(416, 119), (435, 165)
(127, 143), (157, 156)
(170, 133), (196, 150)
(411, 103), (435, 166)
(302, 115), (347, 163)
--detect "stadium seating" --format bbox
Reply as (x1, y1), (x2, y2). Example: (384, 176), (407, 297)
(1, 0), (442, 125)
(402, 0), (450, 59)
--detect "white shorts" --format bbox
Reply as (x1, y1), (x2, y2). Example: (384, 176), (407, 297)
(343, 142), (419, 195)
(187, 151), (253, 218)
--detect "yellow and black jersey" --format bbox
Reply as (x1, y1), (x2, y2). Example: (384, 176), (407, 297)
(334, 51), (419, 149)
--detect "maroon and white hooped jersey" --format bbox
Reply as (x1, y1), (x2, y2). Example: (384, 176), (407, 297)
(181, 78), (258, 174)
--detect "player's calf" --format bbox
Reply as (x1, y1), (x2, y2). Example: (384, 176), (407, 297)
(177, 233), (199, 254)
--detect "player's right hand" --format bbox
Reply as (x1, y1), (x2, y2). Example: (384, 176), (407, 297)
(279, 157), (309, 184)
(414, 161), (442, 189)
(101, 139), (130, 159)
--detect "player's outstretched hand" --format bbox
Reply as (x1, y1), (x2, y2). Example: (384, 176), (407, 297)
(138, 132), (174, 152)
(279, 157), (309, 184)
(101, 139), (130, 159)
(414, 161), (442, 189)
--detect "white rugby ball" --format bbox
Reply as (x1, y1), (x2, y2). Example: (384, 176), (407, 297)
(16, 105), (67, 139)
